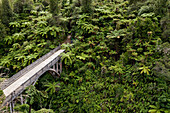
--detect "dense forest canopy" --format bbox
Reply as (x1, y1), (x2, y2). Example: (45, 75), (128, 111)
(0, 0), (169, 112)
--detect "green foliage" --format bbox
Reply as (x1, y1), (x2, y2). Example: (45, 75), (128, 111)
(13, 0), (34, 14)
(0, 10), (65, 73)
(14, 104), (30, 113)
(129, 17), (161, 39)
(149, 94), (170, 113)
(0, 90), (5, 107)
(138, 6), (152, 16)
(128, 0), (169, 18)
(160, 13), (170, 42)
(153, 42), (170, 81)
(35, 108), (54, 113)
(81, 0), (93, 13)
(14, 104), (55, 113)
(1, 0), (13, 25)
(50, 0), (59, 16)
(45, 82), (60, 95)
(61, 51), (75, 65)
(0, 22), (7, 55)
(0, 0), (169, 112)
(0, 2), (2, 18)
(128, 0), (145, 4)
(25, 85), (47, 112)
(139, 65), (150, 75)
(153, 0), (168, 16)
(69, 0), (73, 4)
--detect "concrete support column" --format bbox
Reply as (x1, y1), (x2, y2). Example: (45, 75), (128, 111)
(53, 64), (55, 69)
(9, 92), (14, 113)
(10, 100), (14, 113)
(25, 96), (27, 104)
(56, 62), (58, 73)
(10, 103), (13, 113)
(53, 64), (55, 75)
(33, 77), (38, 86)
(20, 94), (23, 105)
(12, 101), (14, 112)
(60, 60), (62, 74)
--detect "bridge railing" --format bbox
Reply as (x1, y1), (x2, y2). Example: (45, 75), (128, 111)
(0, 45), (61, 90)
(2, 54), (62, 106)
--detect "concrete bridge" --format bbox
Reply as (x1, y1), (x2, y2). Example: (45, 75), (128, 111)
(0, 45), (65, 112)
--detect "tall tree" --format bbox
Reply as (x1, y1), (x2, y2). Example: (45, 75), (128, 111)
(128, 0), (147, 4)
(25, 85), (45, 113)
(50, 0), (59, 16)
(1, 0), (13, 26)
(0, 2), (2, 19)
(154, 0), (168, 16)
(81, 0), (93, 13)
(70, 0), (73, 4)
(13, 0), (33, 14)
(62, 0), (67, 8)
(0, 22), (7, 56)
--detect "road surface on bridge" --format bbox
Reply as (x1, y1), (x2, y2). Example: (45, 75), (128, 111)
(3, 49), (65, 97)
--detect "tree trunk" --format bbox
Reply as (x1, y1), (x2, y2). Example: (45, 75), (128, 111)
(29, 104), (32, 113)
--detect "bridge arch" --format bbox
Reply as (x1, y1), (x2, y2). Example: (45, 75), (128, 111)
(48, 68), (60, 77)
(32, 66), (61, 86)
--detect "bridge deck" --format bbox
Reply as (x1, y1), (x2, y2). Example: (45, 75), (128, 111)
(3, 49), (65, 97)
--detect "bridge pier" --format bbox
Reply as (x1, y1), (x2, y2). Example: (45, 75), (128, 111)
(53, 64), (55, 75)
(9, 102), (12, 113)
(9, 92), (15, 113)
(54, 59), (62, 74)
(60, 60), (62, 74)
(20, 94), (23, 105)
(9, 100), (14, 113)
(49, 59), (63, 78)
(56, 62), (58, 73)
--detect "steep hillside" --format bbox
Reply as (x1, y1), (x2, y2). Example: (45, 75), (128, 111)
(0, 0), (169, 112)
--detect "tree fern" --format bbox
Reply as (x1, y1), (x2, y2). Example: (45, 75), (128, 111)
(61, 52), (75, 65)
(45, 82), (60, 95)
(81, 0), (93, 13)
(1, 0), (13, 25)
(50, 0), (59, 16)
